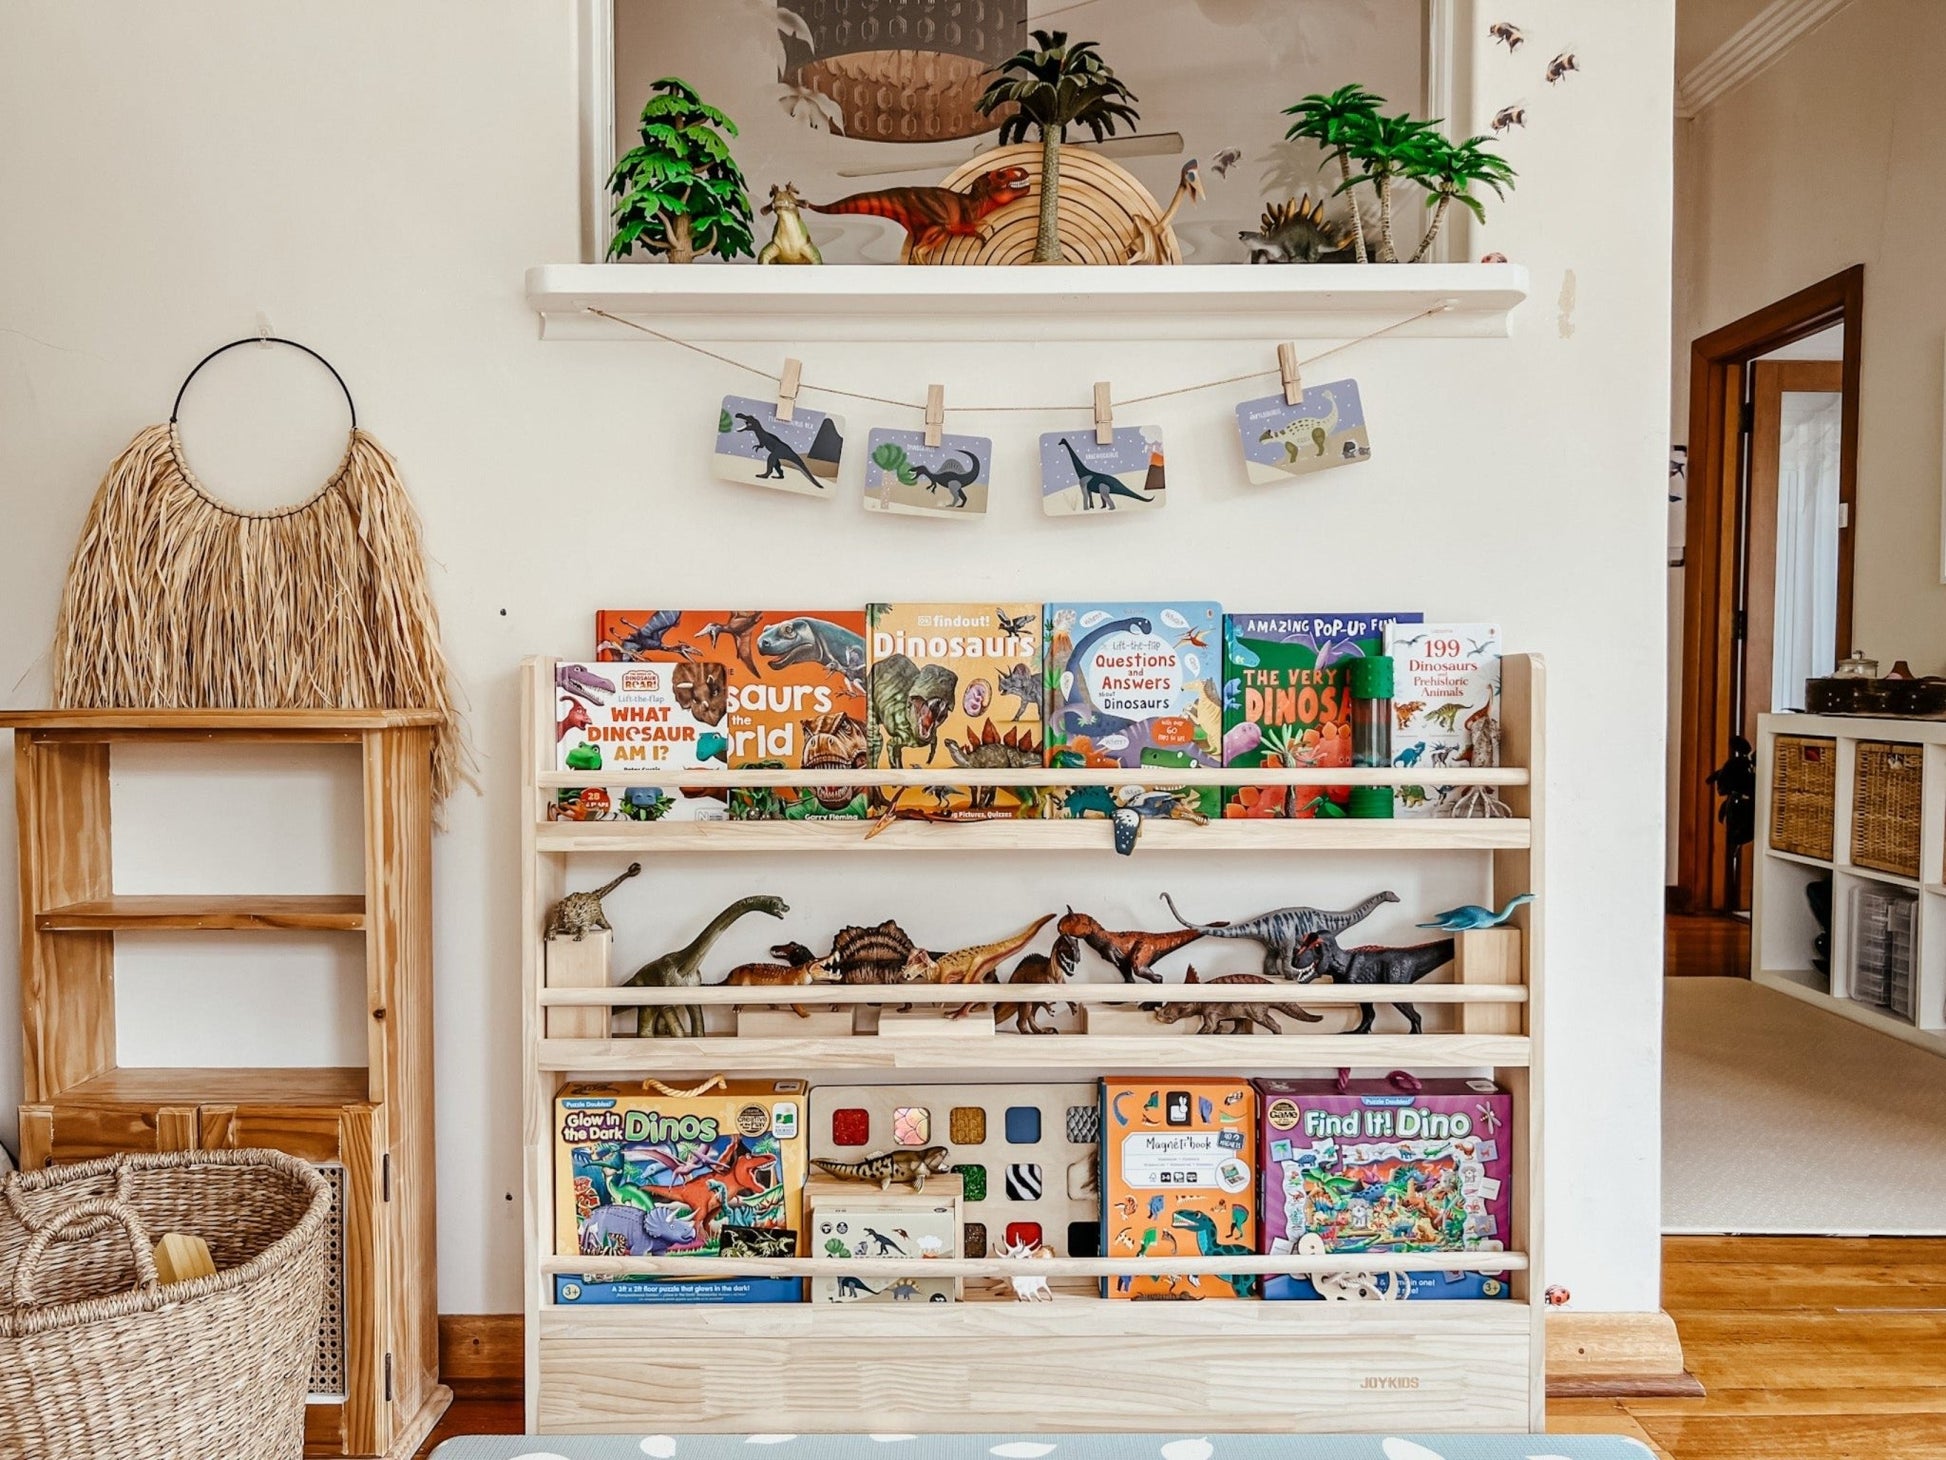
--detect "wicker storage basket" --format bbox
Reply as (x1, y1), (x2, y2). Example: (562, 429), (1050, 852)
(1851, 741), (1923, 879)
(0, 1148), (331, 1460)
(1769, 735), (1837, 860)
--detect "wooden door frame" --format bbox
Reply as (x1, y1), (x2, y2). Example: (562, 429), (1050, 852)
(1674, 264), (1862, 913)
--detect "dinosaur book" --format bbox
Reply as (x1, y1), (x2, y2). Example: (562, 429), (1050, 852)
(594, 610), (870, 820)
(1045, 601), (1223, 819)
(864, 602), (1045, 821)
(551, 659), (729, 823)
(553, 1079), (808, 1305)
(1220, 612), (1421, 818)
(1382, 622), (1504, 817)
(713, 395), (845, 499)
(1038, 426), (1167, 516)
(863, 427), (994, 518)
(1234, 378), (1371, 485)
(1255, 1077), (1513, 1301)
(1098, 1076), (1257, 1300)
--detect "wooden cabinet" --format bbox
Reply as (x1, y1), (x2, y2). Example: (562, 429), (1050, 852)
(1, 710), (451, 1460)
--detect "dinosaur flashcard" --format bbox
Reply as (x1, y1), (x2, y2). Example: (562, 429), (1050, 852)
(550, 660), (730, 823)
(1045, 601), (1223, 819)
(1220, 612), (1421, 819)
(865, 603), (1045, 821)
(1038, 426), (1166, 516)
(553, 1079), (808, 1304)
(1382, 623), (1504, 818)
(863, 427), (994, 518)
(714, 395), (845, 499)
(1099, 1076), (1257, 1299)
(1255, 1077), (1512, 1301)
(595, 609), (871, 821)
(1234, 378), (1371, 484)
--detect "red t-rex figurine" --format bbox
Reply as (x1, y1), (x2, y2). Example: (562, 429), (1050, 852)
(804, 167), (1032, 262)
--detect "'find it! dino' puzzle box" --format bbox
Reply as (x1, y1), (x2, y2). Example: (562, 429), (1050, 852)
(865, 603), (1045, 821)
(595, 609), (870, 820)
(1098, 1076), (1256, 1300)
(1045, 602), (1223, 820)
(553, 1079), (808, 1305)
(1255, 1077), (1513, 1301)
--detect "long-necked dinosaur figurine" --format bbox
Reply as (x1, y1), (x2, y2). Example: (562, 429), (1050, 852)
(621, 895), (788, 1037)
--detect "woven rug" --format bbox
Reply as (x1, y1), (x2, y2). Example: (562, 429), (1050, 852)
(1664, 976), (1946, 1234)
(432, 1436), (1653, 1459)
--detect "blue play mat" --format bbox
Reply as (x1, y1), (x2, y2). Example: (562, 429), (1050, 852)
(434, 1435), (1653, 1459)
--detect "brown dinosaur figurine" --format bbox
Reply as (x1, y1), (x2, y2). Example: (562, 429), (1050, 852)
(1057, 907), (1203, 984)
(811, 1146), (953, 1192)
(724, 950), (841, 1018)
(912, 914), (1056, 1018)
(802, 167), (1032, 263)
(996, 935), (1079, 1034)
(1150, 966), (1322, 1035)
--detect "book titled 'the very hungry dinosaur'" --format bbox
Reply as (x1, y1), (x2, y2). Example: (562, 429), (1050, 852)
(864, 603), (1045, 821)
(1221, 612), (1421, 818)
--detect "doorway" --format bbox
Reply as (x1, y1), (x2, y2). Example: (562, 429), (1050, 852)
(1673, 266), (1862, 915)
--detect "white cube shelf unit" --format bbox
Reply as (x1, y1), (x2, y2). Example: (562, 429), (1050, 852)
(520, 655), (1548, 1435)
(1754, 713), (1946, 1054)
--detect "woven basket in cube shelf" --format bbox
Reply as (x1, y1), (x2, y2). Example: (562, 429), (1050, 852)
(1769, 735), (1836, 861)
(0, 1148), (332, 1460)
(1850, 740), (1922, 879)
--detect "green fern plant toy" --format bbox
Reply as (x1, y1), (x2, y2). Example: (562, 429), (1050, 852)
(608, 78), (755, 264)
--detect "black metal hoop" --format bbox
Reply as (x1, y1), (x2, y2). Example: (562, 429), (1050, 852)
(169, 337), (357, 431)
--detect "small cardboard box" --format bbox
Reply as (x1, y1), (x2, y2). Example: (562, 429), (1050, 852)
(807, 1173), (964, 1303)
(1098, 1077), (1256, 1299)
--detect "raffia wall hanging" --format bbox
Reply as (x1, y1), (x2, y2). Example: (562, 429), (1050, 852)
(50, 338), (471, 803)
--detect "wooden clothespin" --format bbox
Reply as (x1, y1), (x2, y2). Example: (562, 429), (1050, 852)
(923, 384), (945, 448)
(1278, 342), (1303, 406)
(1093, 381), (1114, 445)
(776, 358), (802, 422)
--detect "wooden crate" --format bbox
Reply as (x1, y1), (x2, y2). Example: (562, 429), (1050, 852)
(1851, 740), (1922, 878)
(1769, 734), (1837, 860)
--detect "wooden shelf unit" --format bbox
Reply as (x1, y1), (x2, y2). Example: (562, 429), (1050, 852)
(1754, 712), (1946, 1055)
(2, 708), (451, 1460)
(519, 653), (1548, 1436)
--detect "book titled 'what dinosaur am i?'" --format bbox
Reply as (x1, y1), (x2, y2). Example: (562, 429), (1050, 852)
(1045, 602), (1223, 819)
(1221, 612), (1421, 818)
(865, 603), (1044, 822)
(591, 610), (870, 821)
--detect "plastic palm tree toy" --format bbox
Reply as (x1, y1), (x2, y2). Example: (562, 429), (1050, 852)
(976, 30), (1140, 263)
(1338, 111), (1442, 263)
(1281, 85), (1384, 264)
(608, 78), (755, 264)
(1407, 134), (1518, 262)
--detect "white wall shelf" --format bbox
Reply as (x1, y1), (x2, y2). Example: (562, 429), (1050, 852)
(524, 262), (1530, 343)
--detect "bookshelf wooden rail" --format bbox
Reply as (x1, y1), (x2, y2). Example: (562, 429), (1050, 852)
(520, 652), (1547, 1436)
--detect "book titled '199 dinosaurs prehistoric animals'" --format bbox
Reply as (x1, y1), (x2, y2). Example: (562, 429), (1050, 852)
(864, 603), (1045, 821)
(593, 609), (870, 821)
(1045, 601), (1223, 819)
(1221, 612), (1421, 818)
(1381, 622), (1503, 817)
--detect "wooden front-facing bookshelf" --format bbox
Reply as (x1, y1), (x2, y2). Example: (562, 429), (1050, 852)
(1, 709), (451, 1460)
(519, 655), (1547, 1435)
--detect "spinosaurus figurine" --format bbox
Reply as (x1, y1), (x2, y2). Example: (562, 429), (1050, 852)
(620, 894), (788, 1037)
(546, 862), (642, 942)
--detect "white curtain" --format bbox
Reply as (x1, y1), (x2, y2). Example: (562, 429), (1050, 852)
(1772, 391), (1843, 711)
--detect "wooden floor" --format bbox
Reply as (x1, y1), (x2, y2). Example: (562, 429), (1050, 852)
(1666, 911), (1749, 978)
(419, 1235), (1946, 1458)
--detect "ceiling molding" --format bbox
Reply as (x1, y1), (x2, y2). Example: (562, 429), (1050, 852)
(1677, 0), (1856, 118)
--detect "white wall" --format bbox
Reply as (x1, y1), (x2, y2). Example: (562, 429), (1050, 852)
(0, 0), (1674, 1314)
